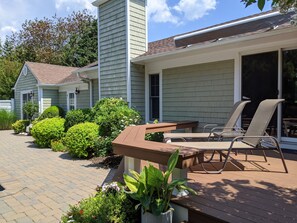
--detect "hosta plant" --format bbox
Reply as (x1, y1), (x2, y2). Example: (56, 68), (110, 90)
(124, 150), (196, 216)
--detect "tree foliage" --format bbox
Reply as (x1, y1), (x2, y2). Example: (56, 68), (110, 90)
(0, 10), (97, 99)
(242, 0), (297, 11)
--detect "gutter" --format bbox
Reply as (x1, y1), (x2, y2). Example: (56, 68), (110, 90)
(132, 26), (297, 63)
(92, 0), (110, 7)
(37, 81), (84, 87)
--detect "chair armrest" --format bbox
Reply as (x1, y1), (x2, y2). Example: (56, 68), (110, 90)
(203, 123), (220, 132)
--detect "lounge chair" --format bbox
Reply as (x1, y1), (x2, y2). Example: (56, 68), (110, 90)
(169, 99), (288, 173)
(164, 100), (250, 142)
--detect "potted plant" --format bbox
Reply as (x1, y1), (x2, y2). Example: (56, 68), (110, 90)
(124, 150), (196, 223)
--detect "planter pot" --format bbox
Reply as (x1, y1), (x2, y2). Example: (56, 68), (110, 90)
(141, 208), (173, 223)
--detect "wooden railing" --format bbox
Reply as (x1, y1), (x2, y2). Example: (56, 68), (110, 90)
(112, 121), (200, 169)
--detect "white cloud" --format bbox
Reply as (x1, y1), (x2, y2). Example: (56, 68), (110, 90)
(55, 0), (95, 12)
(148, 0), (179, 24)
(174, 0), (216, 21)
(148, 0), (217, 24)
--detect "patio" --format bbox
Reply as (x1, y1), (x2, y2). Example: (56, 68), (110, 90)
(0, 130), (111, 222)
(173, 151), (297, 223)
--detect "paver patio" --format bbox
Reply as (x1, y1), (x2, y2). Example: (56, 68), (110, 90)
(0, 130), (112, 223)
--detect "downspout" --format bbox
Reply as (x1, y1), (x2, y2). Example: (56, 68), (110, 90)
(38, 85), (43, 114)
(97, 7), (101, 100)
(126, 0), (131, 106)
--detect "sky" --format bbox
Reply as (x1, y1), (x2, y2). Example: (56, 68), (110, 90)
(0, 0), (272, 44)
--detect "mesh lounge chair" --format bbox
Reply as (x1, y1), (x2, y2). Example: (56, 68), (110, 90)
(169, 99), (288, 173)
(164, 100), (250, 142)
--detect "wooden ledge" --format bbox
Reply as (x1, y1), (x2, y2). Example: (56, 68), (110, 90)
(112, 121), (200, 169)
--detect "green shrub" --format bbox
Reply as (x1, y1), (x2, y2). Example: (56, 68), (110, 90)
(90, 98), (141, 156)
(31, 117), (65, 148)
(38, 106), (65, 121)
(23, 101), (39, 122)
(64, 109), (91, 131)
(0, 109), (16, 130)
(61, 182), (138, 223)
(11, 120), (29, 133)
(63, 122), (99, 158)
(91, 98), (141, 136)
(51, 139), (67, 152)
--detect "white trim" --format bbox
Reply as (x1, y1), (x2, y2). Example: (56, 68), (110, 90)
(66, 91), (77, 111)
(174, 11), (280, 41)
(20, 90), (33, 119)
(126, 0), (131, 106)
(145, 0), (148, 52)
(159, 71), (163, 122)
(145, 71), (149, 122)
(14, 63), (40, 89)
(97, 6), (101, 100)
(38, 86), (43, 114)
(89, 81), (93, 107)
(277, 49), (282, 141)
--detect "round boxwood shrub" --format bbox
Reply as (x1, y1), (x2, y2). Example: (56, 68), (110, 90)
(63, 122), (99, 158)
(64, 109), (91, 131)
(31, 117), (65, 148)
(38, 106), (65, 121)
(12, 120), (30, 134)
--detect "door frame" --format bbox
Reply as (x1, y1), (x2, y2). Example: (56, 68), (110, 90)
(20, 90), (34, 119)
(237, 46), (297, 145)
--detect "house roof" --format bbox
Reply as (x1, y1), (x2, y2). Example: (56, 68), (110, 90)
(73, 61), (98, 74)
(140, 10), (295, 58)
(25, 62), (79, 85)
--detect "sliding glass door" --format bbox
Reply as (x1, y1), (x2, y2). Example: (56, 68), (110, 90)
(241, 49), (297, 145)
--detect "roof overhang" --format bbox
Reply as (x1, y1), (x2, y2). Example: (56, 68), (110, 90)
(92, 0), (110, 7)
(132, 26), (297, 64)
(37, 81), (83, 87)
(72, 66), (98, 74)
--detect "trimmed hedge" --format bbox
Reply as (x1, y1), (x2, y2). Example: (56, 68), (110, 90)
(63, 122), (99, 158)
(64, 108), (91, 131)
(38, 106), (65, 121)
(11, 120), (30, 133)
(31, 117), (65, 148)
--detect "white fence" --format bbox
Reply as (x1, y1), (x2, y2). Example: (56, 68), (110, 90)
(0, 99), (14, 112)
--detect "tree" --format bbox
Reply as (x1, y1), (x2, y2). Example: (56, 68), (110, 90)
(242, 0), (297, 11)
(6, 10), (97, 66)
(0, 59), (22, 99)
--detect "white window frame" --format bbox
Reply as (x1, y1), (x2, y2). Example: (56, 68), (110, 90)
(20, 90), (34, 119)
(67, 91), (77, 111)
(145, 72), (162, 122)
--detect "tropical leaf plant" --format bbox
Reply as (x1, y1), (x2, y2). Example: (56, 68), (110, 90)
(123, 150), (196, 216)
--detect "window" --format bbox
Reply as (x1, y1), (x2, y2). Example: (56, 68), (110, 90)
(21, 91), (34, 119)
(68, 92), (76, 111)
(149, 74), (160, 121)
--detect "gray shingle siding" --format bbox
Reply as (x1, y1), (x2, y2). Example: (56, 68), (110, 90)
(92, 79), (99, 105)
(43, 89), (59, 112)
(131, 63), (145, 118)
(14, 69), (38, 119)
(77, 90), (90, 109)
(162, 60), (234, 125)
(58, 92), (67, 112)
(99, 0), (127, 100)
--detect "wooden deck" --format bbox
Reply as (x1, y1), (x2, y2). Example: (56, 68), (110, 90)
(172, 151), (297, 223)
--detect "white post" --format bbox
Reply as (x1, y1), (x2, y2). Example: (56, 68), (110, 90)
(10, 98), (15, 112)
(124, 156), (141, 174)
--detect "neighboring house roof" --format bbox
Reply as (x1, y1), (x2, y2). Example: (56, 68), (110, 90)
(73, 61), (98, 74)
(140, 10), (295, 58)
(25, 62), (79, 85)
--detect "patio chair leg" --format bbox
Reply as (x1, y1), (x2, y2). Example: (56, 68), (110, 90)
(201, 149), (232, 174)
(203, 150), (216, 163)
(272, 138), (288, 173)
(262, 150), (268, 162)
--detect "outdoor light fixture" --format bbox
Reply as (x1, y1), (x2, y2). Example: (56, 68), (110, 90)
(29, 91), (34, 98)
(75, 88), (80, 95)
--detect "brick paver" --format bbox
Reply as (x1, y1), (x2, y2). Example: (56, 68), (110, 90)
(0, 131), (111, 222)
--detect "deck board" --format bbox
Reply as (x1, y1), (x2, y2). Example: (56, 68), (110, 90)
(172, 151), (297, 223)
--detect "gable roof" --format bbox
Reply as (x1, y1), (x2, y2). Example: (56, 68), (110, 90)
(139, 10), (295, 59)
(25, 62), (79, 85)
